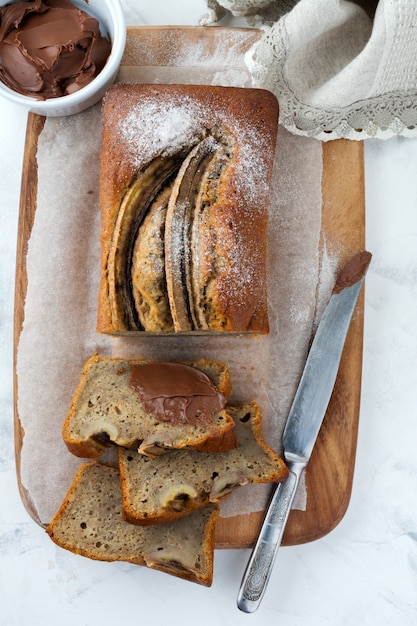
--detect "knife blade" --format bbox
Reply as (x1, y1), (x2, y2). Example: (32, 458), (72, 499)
(237, 250), (372, 613)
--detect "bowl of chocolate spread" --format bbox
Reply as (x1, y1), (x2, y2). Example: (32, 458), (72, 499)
(0, 0), (126, 116)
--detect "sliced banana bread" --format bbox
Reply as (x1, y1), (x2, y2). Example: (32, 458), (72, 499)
(62, 355), (235, 458)
(118, 403), (288, 525)
(46, 461), (219, 585)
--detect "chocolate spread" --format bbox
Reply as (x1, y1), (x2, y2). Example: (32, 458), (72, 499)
(129, 362), (226, 426)
(332, 250), (372, 294)
(0, 0), (111, 99)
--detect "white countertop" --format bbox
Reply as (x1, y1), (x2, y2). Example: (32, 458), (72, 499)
(1, 2), (417, 624)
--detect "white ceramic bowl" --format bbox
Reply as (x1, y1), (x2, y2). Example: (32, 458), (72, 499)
(0, 0), (126, 116)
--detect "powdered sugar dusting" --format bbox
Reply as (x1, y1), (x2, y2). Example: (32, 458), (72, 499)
(314, 240), (339, 328)
(116, 88), (274, 213)
(119, 95), (206, 167)
(122, 27), (260, 71)
(231, 118), (273, 209)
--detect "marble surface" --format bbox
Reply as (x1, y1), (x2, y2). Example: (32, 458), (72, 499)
(1, 1), (417, 624)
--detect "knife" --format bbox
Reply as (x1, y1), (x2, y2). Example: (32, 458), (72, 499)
(237, 250), (372, 613)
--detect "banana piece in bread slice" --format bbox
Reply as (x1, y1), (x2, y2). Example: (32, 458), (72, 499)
(62, 354), (236, 459)
(46, 462), (219, 586)
(118, 403), (288, 525)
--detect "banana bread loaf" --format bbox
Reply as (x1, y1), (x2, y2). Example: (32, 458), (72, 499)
(97, 83), (279, 335)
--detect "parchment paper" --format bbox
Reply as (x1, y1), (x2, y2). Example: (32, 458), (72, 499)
(16, 58), (330, 526)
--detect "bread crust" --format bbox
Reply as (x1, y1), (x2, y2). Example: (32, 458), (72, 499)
(97, 84), (279, 334)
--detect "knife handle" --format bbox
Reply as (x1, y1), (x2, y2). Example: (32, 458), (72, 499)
(237, 461), (305, 613)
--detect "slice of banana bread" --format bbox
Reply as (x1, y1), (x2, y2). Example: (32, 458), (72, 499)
(46, 462), (219, 586)
(62, 354), (236, 458)
(118, 403), (288, 525)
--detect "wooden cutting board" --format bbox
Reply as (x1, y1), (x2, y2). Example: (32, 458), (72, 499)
(13, 27), (365, 548)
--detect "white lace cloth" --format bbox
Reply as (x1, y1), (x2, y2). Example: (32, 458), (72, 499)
(203, 0), (417, 140)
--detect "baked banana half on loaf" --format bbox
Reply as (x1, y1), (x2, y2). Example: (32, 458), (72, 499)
(118, 403), (288, 526)
(46, 462), (219, 586)
(97, 83), (279, 334)
(62, 354), (236, 458)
